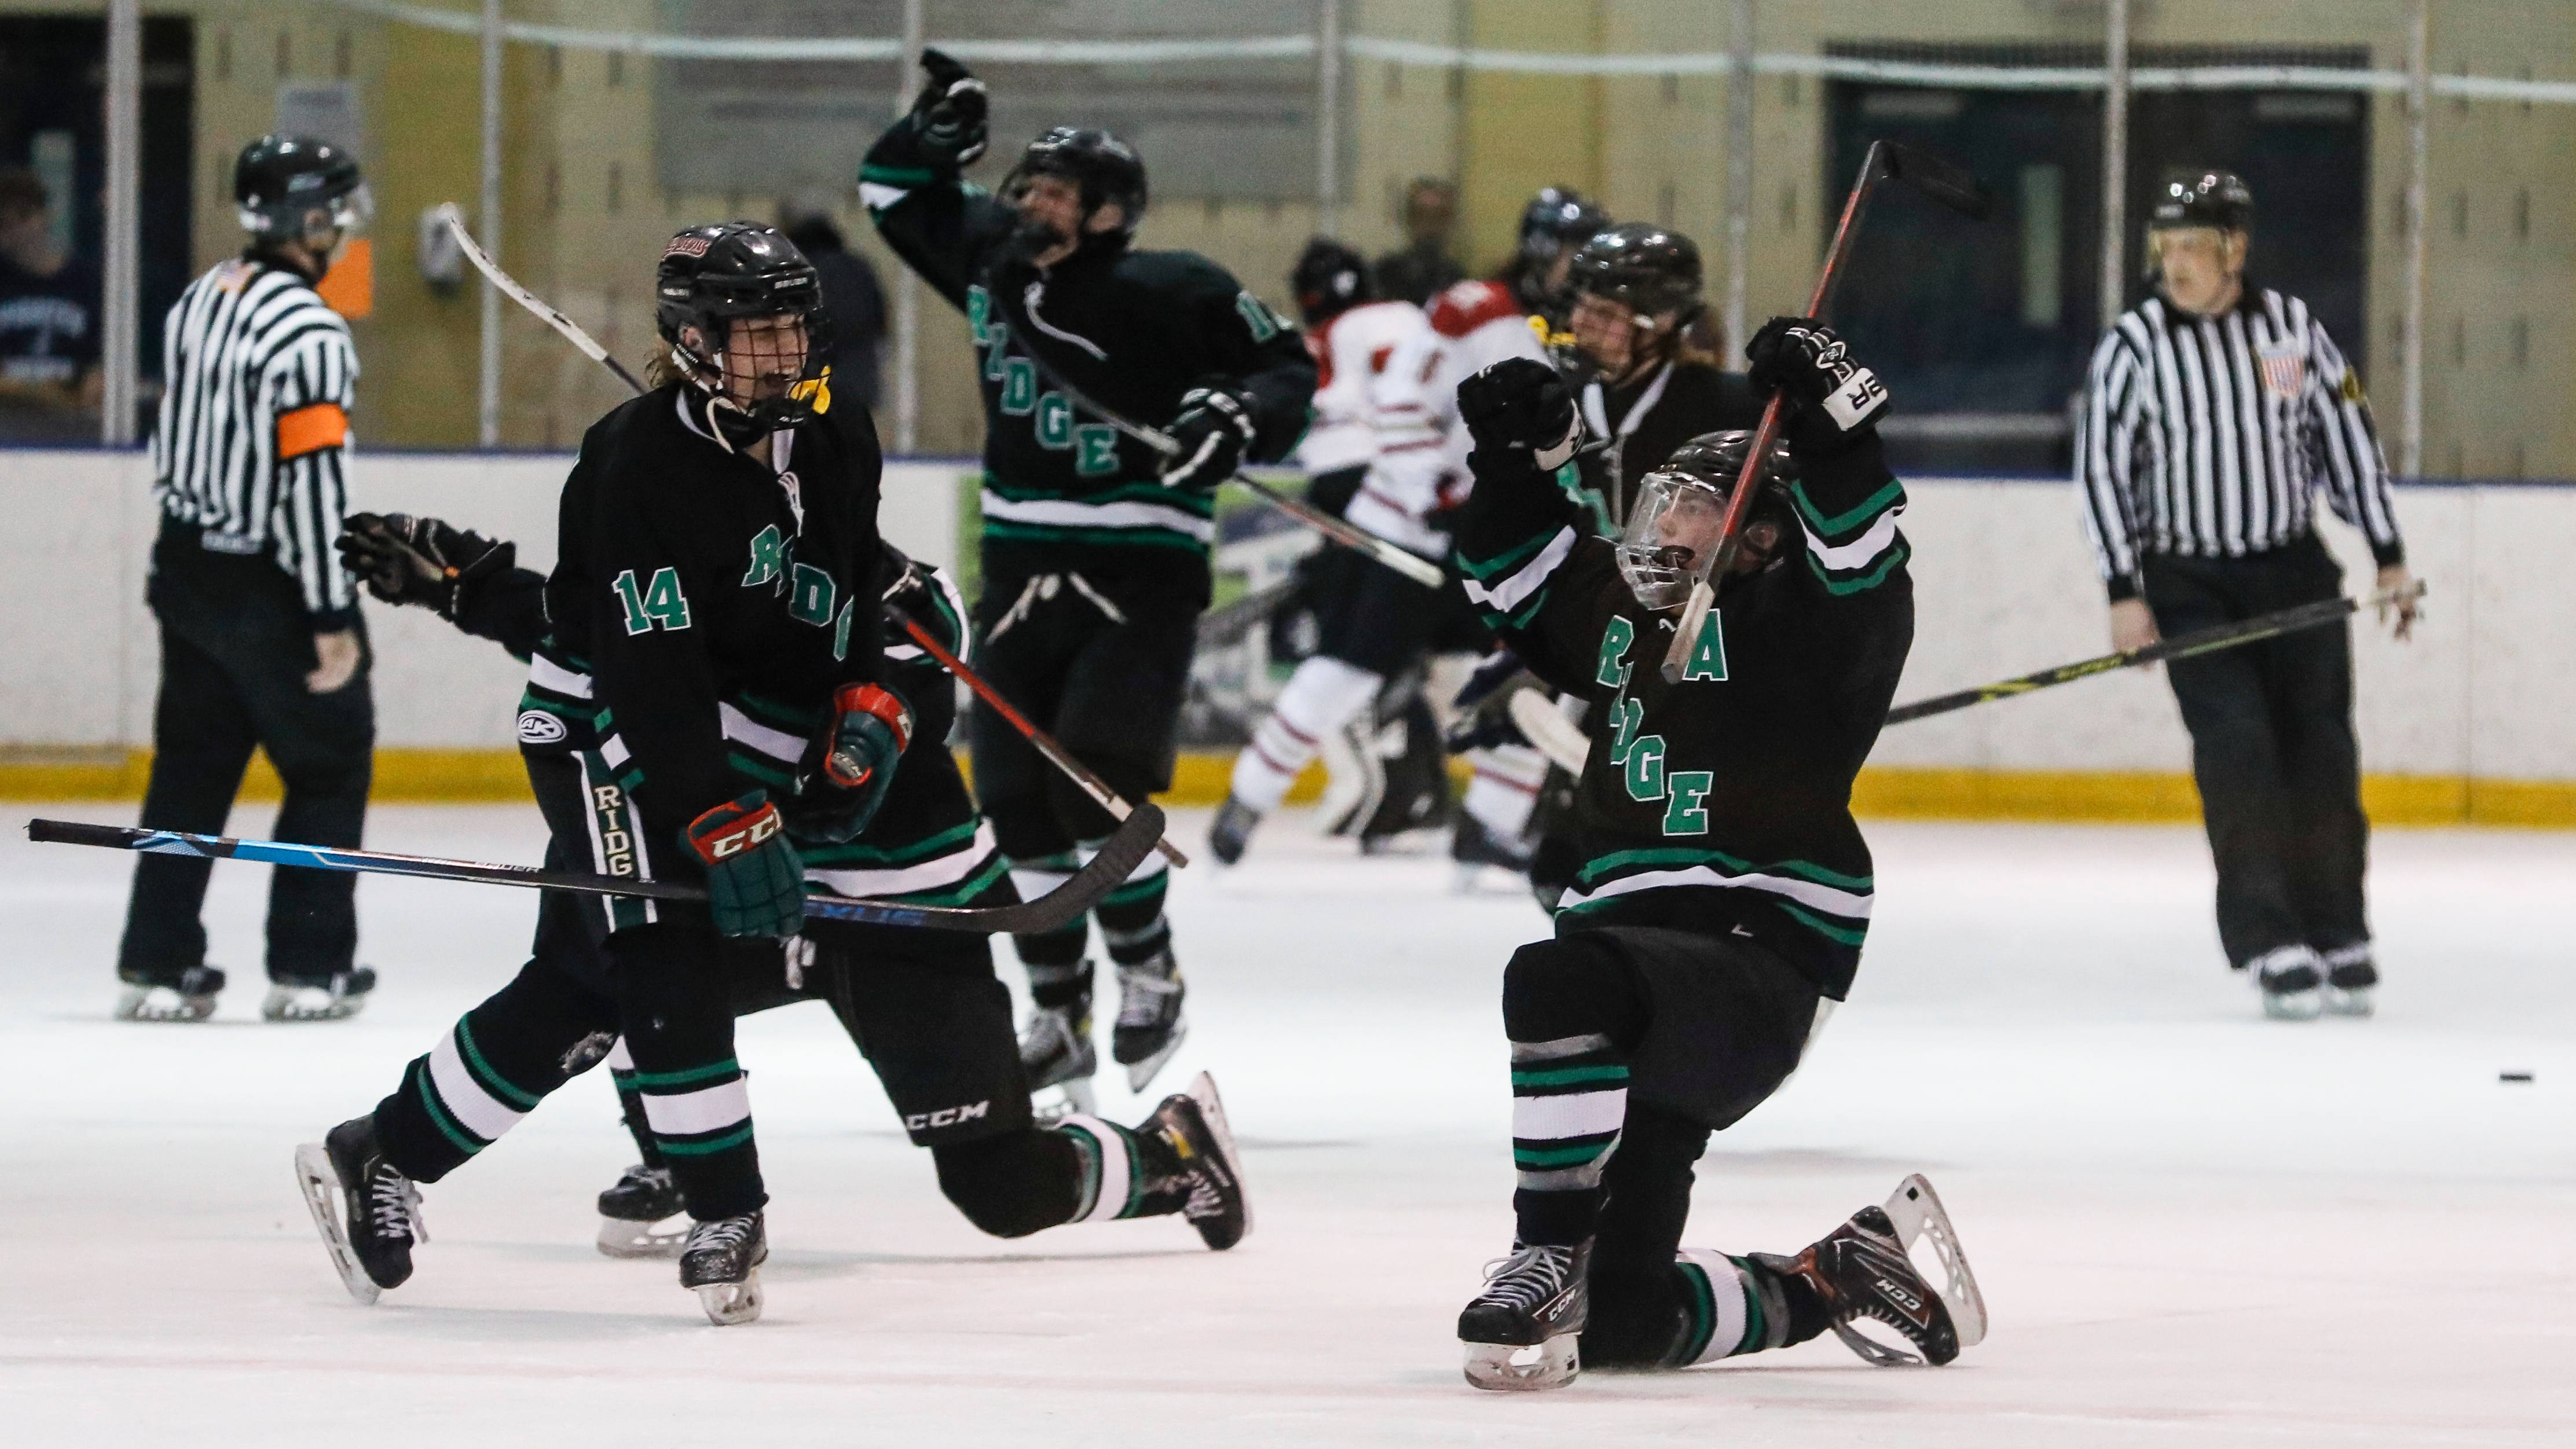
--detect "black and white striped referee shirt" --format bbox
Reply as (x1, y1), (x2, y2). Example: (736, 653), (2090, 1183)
(151, 256), (361, 623)
(2075, 288), (2403, 601)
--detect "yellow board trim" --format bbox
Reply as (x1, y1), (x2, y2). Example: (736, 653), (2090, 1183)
(4, 747), (2571, 828)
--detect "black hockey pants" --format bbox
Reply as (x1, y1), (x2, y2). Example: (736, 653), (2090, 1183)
(2142, 535), (2371, 969)
(119, 519), (374, 986)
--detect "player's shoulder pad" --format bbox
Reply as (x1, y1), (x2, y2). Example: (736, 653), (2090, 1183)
(1427, 280), (1524, 340)
(1116, 246), (1243, 299)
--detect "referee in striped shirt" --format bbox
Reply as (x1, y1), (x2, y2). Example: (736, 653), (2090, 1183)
(114, 136), (378, 1024)
(2076, 171), (2419, 1021)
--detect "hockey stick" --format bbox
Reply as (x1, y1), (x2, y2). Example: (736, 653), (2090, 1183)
(984, 289), (1450, 589)
(1882, 581), (2424, 726)
(1659, 142), (1989, 684)
(440, 206), (1189, 867)
(26, 808), (1163, 936)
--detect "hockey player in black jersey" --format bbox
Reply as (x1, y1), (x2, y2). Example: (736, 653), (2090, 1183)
(860, 50), (1317, 1113)
(295, 224), (1248, 1326)
(1443, 327), (1983, 1390)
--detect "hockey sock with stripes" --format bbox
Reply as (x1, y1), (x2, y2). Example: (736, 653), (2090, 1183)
(1008, 850), (1091, 1010)
(1500, 938), (1649, 1246)
(611, 927), (766, 1220)
(1229, 656), (1383, 812)
(1050, 1113), (1186, 1222)
(606, 1039), (669, 1171)
(368, 962), (618, 1183)
(1091, 844), (1173, 970)
(1669, 1250), (1827, 1360)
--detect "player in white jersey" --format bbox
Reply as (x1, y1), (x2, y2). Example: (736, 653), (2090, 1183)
(1210, 240), (1449, 861)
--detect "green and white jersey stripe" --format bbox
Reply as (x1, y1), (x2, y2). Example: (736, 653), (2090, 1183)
(802, 819), (1008, 907)
(979, 475), (1216, 553)
(1790, 474), (1910, 596)
(1457, 522), (1580, 632)
(1557, 846), (1875, 949)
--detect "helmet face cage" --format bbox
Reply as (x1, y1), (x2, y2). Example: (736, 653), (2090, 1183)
(1617, 468), (1732, 611)
(658, 226), (833, 431)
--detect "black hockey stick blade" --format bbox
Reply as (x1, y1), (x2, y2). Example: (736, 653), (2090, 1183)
(25, 806), (1167, 936)
(1881, 142), (1991, 221)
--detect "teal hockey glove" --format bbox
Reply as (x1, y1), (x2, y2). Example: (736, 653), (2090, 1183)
(682, 792), (805, 938)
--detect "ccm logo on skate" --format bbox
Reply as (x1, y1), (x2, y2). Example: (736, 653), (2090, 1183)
(1875, 1276), (1928, 1318)
(516, 710), (567, 744)
(906, 1100), (991, 1131)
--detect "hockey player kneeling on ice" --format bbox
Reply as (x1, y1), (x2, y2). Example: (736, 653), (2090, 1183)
(860, 50), (1317, 1114)
(1444, 333), (1985, 1390)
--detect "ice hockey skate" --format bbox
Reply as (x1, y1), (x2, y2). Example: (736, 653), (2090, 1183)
(1458, 1241), (1590, 1391)
(2322, 944), (2377, 1017)
(1112, 949), (1188, 1092)
(1018, 997), (1098, 1117)
(1757, 1175), (1986, 1367)
(262, 966), (377, 1022)
(595, 1164), (687, 1259)
(1138, 1072), (1251, 1250)
(2250, 945), (2325, 1021)
(294, 1115), (425, 1305)
(679, 1212), (767, 1325)
(1206, 794), (1261, 867)
(113, 964), (225, 1022)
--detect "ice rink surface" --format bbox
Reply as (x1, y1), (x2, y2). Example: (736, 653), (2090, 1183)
(3, 802), (2570, 1446)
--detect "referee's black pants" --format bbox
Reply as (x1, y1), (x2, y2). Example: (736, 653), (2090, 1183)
(2141, 534), (2369, 970)
(117, 519), (374, 986)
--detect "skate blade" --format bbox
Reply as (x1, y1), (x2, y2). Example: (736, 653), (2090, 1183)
(1123, 1018), (1189, 1093)
(1463, 1334), (1579, 1391)
(1881, 1173), (1985, 1349)
(2261, 988), (2325, 1021)
(292, 1142), (380, 1306)
(695, 1271), (764, 1326)
(263, 989), (366, 1023)
(2324, 985), (2375, 1018)
(1182, 1070), (1252, 1247)
(597, 1213), (688, 1260)
(1031, 1076), (1097, 1122)
(115, 986), (216, 1022)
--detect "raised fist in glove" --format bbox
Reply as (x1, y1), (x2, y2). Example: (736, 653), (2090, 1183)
(1457, 357), (1581, 473)
(337, 512), (514, 621)
(683, 791), (805, 939)
(787, 683), (913, 846)
(1159, 383), (1256, 493)
(907, 47), (988, 168)
(1746, 317), (1890, 453)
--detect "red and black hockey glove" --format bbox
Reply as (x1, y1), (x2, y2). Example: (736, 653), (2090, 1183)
(336, 512), (514, 622)
(682, 792), (805, 938)
(1159, 383), (1257, 493)
(787, 683), (913, 846)
(1745, 317), (1890, 455)
(1457, 357), (1582, 475)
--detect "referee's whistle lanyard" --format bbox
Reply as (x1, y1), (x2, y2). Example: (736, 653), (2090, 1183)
(1582, 361), (1674, 529)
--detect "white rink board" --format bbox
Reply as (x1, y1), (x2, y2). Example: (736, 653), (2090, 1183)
(2, 446), (2571, 781)
(2, 805), (2570, 1446)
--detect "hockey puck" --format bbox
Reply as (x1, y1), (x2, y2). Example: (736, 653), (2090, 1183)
(2499, 1072), (2534, 1083)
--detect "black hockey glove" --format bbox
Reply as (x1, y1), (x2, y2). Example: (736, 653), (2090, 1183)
(682, 792), (806, 940)
(1746, 317), (1890, 455)
(906, 47), (989, 168)
(337, 512), (515, 622)
(1457, 358), (1581, 474)
(786, 683), (913, 846)
(1160, 383), (1256, 493)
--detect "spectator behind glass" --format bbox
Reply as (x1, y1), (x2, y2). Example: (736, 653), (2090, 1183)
(0, 167), (104, 441)
(1370, 177), (1465, 307)
(778, 203), (888, 432)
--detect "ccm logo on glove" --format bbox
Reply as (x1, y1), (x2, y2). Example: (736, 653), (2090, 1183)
(686, 795), (785, 863)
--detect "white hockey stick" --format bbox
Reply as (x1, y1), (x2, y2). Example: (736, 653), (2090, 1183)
(1507, 688), (1592, 776)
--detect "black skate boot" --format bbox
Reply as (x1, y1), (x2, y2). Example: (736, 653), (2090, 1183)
(1450, 813), (1534, 893)
(2321, 943), (2377, 1017)
(294, 1114), (426, 1305)
(1207, 794), (1262, 866)
(114, 964), (225, 1022)
(1458, 1241), (1590, 1391)
(2249, 945), (2324, 1021)
(1755, 1204), (1962, 1367)
(263, 966), (378, 1022)
(679, 1212), (768, 1326)
(595, 1164), (687, 1259)
(1134, 1072), (1251, 1250)
(1019, 991), (1098, 1117)
(1112, 949), (1188, 1092)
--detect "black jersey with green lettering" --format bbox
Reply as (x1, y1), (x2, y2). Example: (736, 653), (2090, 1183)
(544, 382), (885, 852)
(1451, 434), (1915, 999)
(860, 127), (1316, 605)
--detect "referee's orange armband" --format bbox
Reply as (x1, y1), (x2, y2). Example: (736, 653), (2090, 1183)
(277, 402), (349, 460)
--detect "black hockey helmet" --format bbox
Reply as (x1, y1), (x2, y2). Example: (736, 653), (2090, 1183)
(1516, 187), (1611, 267)
(1617, 429), (1801, 607)
(1002, 127), (1149, 236)
(2151, 171), (2254, 233)
(235, 134), (371, 243)
(1567, 223), (1703, 319)
(1290, 236), (1373, 326)
(655, 222), (833, 433)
